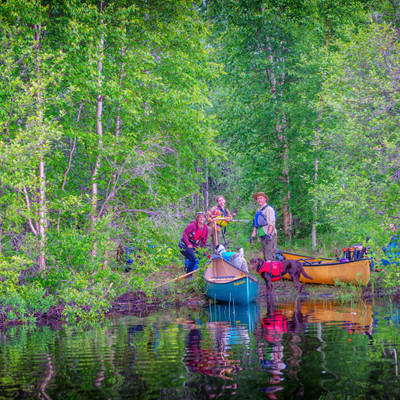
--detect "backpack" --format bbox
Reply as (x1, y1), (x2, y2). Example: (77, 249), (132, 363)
(254, 205), (276, 228)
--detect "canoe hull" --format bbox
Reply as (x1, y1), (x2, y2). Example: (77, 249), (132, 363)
(204, 256), (259, 303)
(204, 276), (259, 304)
(282, 251), (370, 285)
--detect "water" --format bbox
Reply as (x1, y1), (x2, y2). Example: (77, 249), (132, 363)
(1, 298), (400, 399)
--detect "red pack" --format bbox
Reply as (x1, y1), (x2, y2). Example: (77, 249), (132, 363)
(258, 261), (284, 281)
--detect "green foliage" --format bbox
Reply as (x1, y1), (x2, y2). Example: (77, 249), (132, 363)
(0, 255), (56, 323)
(332, 280), (363, 301)
(1, 0), (400, 326)
(316, 21), (400, 240)
(58, 271), (114, 324)
(375, 256), (400, 293)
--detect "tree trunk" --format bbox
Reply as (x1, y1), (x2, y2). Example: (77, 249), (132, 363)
(38, 157), (47, 270)
(278, 73), (292, 240)
(90, 19), (104, 229)
(260, 33), (293, 240)
(312, 110), (322, 250)
(113, 47), (126, 186)
(34, 24), (47, 271)
(276, 113), (292, 241)
(204, 158), (209, 212)
(312, 155), (318, 250)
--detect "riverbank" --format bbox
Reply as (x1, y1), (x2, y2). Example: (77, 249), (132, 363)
(0, 258), (394, 330)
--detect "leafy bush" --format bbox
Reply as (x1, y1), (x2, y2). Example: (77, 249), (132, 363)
(0, 255), (56, 323)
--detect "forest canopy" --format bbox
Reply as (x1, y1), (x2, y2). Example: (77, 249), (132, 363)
(0, 0), (399, 270)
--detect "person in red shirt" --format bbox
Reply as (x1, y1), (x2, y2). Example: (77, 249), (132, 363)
(179, 212), (209, 273)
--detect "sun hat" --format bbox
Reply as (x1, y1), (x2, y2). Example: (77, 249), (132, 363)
(195, 211), (206, 221)
(252, 192), (269, 201)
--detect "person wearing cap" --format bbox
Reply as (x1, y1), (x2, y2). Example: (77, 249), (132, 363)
(206, 195), (233, 250)
(179, 212), (209, 273)
(250, 192), (277, 261)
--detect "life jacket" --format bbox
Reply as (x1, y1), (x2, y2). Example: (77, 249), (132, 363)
(262, 311), (287, 342)
(216, 206), (230, 228)
(258, 261), (284, 282)
(187, 221), (207, 247)
(220, 251), (236, 263)
(253, 204), (277, 228)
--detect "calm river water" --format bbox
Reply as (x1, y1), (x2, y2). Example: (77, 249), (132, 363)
(1, 298), (400, 399)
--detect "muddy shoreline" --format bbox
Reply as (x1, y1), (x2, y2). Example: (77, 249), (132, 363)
(0, 269), (393, 330)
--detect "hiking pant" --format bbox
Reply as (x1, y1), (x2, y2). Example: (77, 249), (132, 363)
(179, 241), (199, 273)
(262, 234), (277, 261)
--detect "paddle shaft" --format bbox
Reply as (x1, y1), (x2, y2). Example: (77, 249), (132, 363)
(214, 221), (219, 247)
(155, 269), (197, 288)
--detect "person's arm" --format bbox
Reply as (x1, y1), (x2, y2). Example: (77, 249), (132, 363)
(206, 208), (214, 225)
(264, 207), (275, 236)
(225, 209), (233, 222)
(250, 226), (257, 244)
(211, 207), (221, 222)
(182, 223), (195, 248)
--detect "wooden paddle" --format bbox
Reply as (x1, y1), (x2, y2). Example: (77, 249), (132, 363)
(154, 269), (197, 288)
(214, 220), (220, 249)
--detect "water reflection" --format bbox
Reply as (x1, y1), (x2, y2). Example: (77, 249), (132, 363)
(184, 303), (259, 381)
(254, 299), (307, 398)
(1, 298), (398, 399)
(207, 302), (260, 334)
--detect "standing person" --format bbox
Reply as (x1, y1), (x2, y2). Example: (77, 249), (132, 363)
(206, 195), (233, 250)
(179, 212), (209, 273)
(250, 192), (277, 261)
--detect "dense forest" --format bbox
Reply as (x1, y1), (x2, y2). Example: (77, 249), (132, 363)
(1, 0), (400, 323)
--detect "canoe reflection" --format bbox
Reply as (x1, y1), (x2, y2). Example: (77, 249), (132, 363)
(273, 299), (374, 336)
(207, 302), (260, 334)
(184, 321), (241, 379)
(254, 298), (374, 398)
(184, 303), (260, 381)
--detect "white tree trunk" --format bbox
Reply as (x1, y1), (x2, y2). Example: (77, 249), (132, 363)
(91, 25), (104, 228)
(312, 155), (318, 250)
(34, 24), (46, 271)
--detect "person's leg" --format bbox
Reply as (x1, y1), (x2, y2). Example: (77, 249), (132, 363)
(213, 229), (220, 249)
(262, 235), (277, 261)
(180, 246), (197, 273)
(271, 234), (277, 261)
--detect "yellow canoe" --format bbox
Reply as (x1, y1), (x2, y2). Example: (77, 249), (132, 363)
(281, 251), (370, 285)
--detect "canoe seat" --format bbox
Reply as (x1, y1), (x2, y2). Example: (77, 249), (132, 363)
(213, 275), (236, 279)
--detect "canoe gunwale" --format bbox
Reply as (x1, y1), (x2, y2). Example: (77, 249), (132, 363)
(295, 258), (370, 267)
(205, 275), (246, 284)
(281, 251), (371, 285)
(204, 255), (259, 283)
(203, 255), (259, 303)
